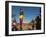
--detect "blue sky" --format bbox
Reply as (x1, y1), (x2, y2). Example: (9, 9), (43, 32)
(12, 6), (40, 23)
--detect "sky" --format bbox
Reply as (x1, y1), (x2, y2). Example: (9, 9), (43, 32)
(12, 6), (41, 23)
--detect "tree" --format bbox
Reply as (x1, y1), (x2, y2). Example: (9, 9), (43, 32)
(35, 8), (41, 30)
(12, 14), (18, 31)
(19, 8), (24, 30)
